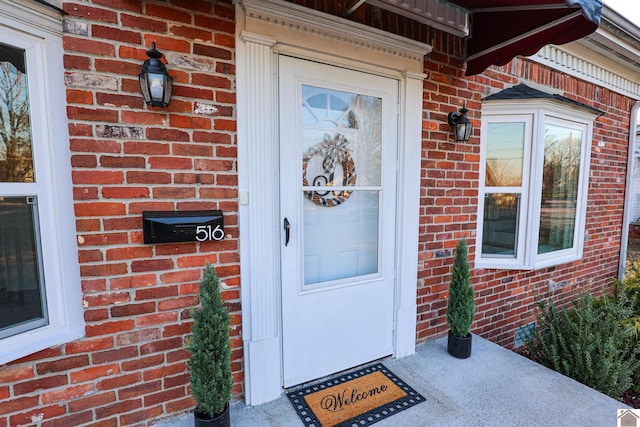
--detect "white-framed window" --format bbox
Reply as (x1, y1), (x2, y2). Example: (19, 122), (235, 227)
(0, 0), (83, 364)
(476, 95), (600, 270)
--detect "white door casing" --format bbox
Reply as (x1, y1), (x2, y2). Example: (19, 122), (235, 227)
(235, 0), (430, 405)
(279, 56), (398, 387)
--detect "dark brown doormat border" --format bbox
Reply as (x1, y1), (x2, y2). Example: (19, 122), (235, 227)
(286, 363), (425, 427)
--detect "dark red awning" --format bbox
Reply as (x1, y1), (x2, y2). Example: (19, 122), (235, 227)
(449, 0), (602, 75)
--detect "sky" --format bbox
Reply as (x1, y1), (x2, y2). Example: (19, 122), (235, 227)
(604, 0), (640, 26)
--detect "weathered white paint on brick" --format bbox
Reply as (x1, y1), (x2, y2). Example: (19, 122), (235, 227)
(96, 125), (145, 139)
(61, 19), (88, 36)
(64, 72), (118, 90)
(194, 102), (219, 115)
(169, 54), (216, 72)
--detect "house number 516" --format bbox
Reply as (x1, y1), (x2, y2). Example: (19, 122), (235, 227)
(195, 225), (224, 241)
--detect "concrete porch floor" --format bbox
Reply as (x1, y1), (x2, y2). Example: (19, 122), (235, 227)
(156, 335), (629, 426)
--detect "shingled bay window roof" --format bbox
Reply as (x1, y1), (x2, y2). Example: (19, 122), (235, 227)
(351, 0), (602, 75)
(482, 83), (605, 116)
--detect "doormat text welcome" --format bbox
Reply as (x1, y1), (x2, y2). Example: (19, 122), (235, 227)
(286, 363), (424, 427)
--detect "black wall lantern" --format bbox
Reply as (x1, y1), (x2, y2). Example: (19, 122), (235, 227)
(138, 42), (173, 107)
(447, 102), (473, 142)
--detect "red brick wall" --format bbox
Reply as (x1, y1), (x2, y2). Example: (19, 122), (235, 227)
(292, 0), (631, 349)
(415, 53), (632, 347)
(1, 1), (241, 426)
(0, 0), (633, 426)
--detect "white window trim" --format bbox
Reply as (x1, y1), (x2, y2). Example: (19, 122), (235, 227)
(0, 1), (84, 365)
(476, 99), (597, 271)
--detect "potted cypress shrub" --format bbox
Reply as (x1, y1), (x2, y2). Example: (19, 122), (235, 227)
(446, 239), (476, 359)
(187, 264), (233, 427)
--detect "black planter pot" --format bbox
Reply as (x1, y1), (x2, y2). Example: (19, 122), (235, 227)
(194, 403), (230, 427)
(447, 331), (472, 359)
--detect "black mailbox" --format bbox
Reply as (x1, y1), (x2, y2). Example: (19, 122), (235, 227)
(142, 210), (224, 244)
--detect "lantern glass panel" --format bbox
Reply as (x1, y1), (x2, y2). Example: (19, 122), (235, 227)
(162, 74), (173, 105)
(148, 72), (164, 101)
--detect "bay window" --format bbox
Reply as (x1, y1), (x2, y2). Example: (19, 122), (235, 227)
(477, 88), (601, 270)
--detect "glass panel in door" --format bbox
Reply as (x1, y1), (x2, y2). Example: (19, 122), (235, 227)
(301, 86), (382, 286)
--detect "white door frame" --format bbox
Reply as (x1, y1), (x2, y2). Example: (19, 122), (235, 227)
(235, 0), (431, 405)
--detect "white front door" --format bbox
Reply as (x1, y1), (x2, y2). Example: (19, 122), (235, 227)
(279, 56), (399, 387)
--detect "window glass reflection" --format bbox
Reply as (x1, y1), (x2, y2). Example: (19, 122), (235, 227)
(0, 43), (33, 183)
(304, 191), (379, 285)
(486, 122), (524, 187)
(301, 85), (382, 186)
(301, 85), (383, 286)
(0, 197), (46, 339)
(482, 193), (520, 257)
(538, 124), (582, 253)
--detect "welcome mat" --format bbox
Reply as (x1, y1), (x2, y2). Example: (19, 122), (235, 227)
(286, 363), (425, 427)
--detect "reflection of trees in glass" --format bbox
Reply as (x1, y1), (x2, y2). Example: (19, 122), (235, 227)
(485, 122), (524, 187)
(482, 193), (519, 255)
(0, 60), (33, 183)
(486, 158), (521, 187)
(542, 127), (581, 203)
(353, 95), (381, 186)
(538, 126), (581, 253)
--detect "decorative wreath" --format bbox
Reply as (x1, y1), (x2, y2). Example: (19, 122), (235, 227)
(302, 132), (357, 207)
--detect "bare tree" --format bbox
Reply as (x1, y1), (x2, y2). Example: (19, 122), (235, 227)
(485, 157), (522, 187)
(0, 61), (33, 183)
(542, 131), (581, 202)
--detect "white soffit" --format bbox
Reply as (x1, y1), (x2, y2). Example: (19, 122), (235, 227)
(0, 0), (63, 36)
(367, 0), (469, 36)
(531, 5), (640, 100)
(580, 6), (640, 72)
(34, 0), (63, 11)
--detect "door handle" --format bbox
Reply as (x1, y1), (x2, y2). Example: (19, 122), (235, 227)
(284, 217), (290, 246)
